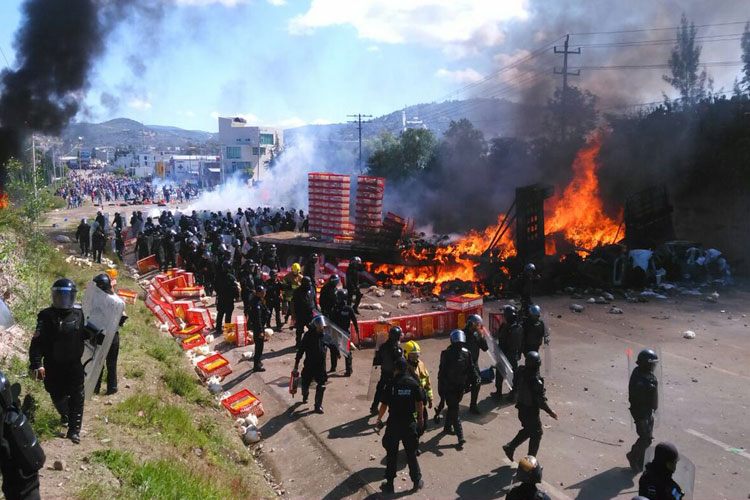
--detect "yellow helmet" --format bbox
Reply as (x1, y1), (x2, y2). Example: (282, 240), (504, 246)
(403, 340), (421, 359)
(291, 263), (301, 274)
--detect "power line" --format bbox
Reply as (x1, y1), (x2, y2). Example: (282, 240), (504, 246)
(569, 33), (746, 49)
(570, 20), (749, 36)
(570, 61), (743, 70)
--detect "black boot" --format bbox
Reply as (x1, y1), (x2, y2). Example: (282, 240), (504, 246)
(52, 397), (69, 427)
(314, 384), (326, 414)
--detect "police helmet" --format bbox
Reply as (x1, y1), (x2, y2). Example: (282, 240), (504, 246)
(301, 276), (312, 289)
(335, 289), (347, 303)
(234, 239), (241, 248)
(255, 285), (266, 295)
(269, 244), (276, 251)
(394, 356), (408, 374)
(652, 441), (679, 466)
(202, 250), (212, 260)
(403, 340), (421, 359)
(524, 350), (541, 369)
(93, 273), (113, 294)
(465, 314), (483, 330)
(329, 274), (340, 283)
(51, 278), (77, 310)
(310, 253), (318, 260)
(450, 329), (466, 344)
(516, 456), (543, 484)
(529, 304), (542, 319)
(524, 263), (536, 273)
(388, 326), (403, 342)
(636, 349), (659, 367)
(503, 305), (517, 322)
(221, 260), (233, 273)
(310, 315), (327, 332)
(352, 256), (362, 265)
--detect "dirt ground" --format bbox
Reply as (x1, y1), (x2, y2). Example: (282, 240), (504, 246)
(45, 201), (750, 500)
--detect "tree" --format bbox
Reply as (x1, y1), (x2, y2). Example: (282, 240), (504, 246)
(366, 132), (402, 180)
(399, 128), (437, 173)
(741, 21), (750, 93)
(430, 118), (486, 173)
(663, 14), (707, 106)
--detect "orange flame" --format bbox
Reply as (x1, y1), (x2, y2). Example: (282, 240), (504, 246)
(371, 135), (622, 292)
(545, 135), (621, 255)
(0, 190), (8, 209)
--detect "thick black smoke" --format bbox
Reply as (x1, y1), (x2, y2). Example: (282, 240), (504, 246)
(0, 0), (156, 191)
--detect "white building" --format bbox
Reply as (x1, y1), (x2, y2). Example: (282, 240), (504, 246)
(167, 155), (220, 184)
(218, 117), (283, 180)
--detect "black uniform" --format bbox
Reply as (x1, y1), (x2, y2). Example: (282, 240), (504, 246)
(371, 339), (404, 413)
(318, 281), (338, 317)
(505, 365), (552, 456)
(495, 321), (523, 397)
(437, 343), (475, 443)
(292, 285), (315, 346)
(0, 376), (43, 500)
(302, 257), (317, 282)
(75, 221), (90, 256)
(523, 317), (547, 354)
(115, 231), (125, 261)
(295, 326), (328, 410)
(162, 235), (176, 270)
(628, 366), (659, 471)
(214, 272), (239, 334)
(506, 483), (551, 500)
(638, 461), (685, 500)
(247, 295), (269, 370)
(327, 302), (358, 374)
(466, 328), (488, 411)
(346, 263), (363, 313)
(91, 228), (106, 264)
(134, 233), (150, 260)
(264, 276), (283, 329)
(94, 329), (121, 395)
(381, 372), (424, 486)
(29, 306), (88, 440)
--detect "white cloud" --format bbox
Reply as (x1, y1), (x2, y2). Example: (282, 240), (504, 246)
(175, 0), (252, 6)
(278, 117), (306, 129)
(366, 45), (380, 52)
(311, 118), (332, 125)
(288, 0), (528, 57)
(435, 68), (483, 84)
(128, 97), (152, 110)
(266, 0), (286, 5)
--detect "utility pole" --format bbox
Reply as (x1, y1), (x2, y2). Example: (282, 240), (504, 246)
(553, 34), (580, 141)
(31, 134), (38, 198)
(347, 113), (372, 173)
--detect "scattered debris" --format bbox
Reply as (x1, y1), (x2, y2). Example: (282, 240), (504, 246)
(570, 304), (584, 313)
(361, 303), (383, 311)
(55, 235), (71, 243)
(683, 330), (696, 339)
(603, 292), (615, 302)
(398, 302), (409, 309)
(392, 290), (402, 298)
(608, 307), (623, 314)
(53, 461), (65, 471)
(410, 298), (422, 304)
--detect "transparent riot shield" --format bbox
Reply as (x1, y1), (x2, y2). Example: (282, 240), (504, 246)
(542, 342), (552, 376)
(324, 320), (351, 358)
(644, 447), (695, 500)
(81, 283), (126, 399)
(367, 364), (380, 401)
(486, 339), (514, 391)
(655, 346), (664, 428)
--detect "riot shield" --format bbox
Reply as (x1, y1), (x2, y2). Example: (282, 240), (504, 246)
(644, 447), (695, 499)
(655, 346), (664, 428)
(323, 320), (351, 358)
(486, 339), (514, 391)
(542, 342), (552, 376)
(81, 283), (126, 400)
(367, 364), (380, 400)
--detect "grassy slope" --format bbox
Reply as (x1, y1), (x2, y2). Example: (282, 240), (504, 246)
(0, 206), (276, 500)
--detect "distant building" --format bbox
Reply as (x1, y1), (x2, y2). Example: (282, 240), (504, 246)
(167, 155), (220, 184)
(217, 117), (283, 180)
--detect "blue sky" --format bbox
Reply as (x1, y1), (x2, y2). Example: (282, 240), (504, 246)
(0, 0), (530, 132)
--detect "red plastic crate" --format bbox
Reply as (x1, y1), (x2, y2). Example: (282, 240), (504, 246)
(221, 389), (264, 418)
(197, 353), (232, 379)
(169, 324), (204, 338)
(181, 333), (206, 350)
(357, 175), (385, 186)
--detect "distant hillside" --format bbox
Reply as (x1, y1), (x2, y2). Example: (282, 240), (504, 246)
(61, 118), (218, 153)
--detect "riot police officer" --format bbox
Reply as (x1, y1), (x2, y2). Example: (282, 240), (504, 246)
(503, 351), (558, 460)
(0, 371), (45, 500)
(292, 276), (316, 348)
(92, 274), (127, 395)
(523, 305), (549, 354)
(134, 231), (150, 261)
(302, 253), (318, 282)
(294, 315), (329, 414)
(214, 261), (240, 335)
(506, 455), (551, 500)
(327, 289), (358, 376)
(370, 326), (404, 414)
(465, 314), (488, 414)
(248, 286), (269, 372)
(264, 270), (284, 330)
(346, 256), (363, 314)
(493, 305), (523, 400)
(519, 262), (537, 316)
(438, 329), (476, 449)
(375, 356), (425, 494)
(638, 441), (685, 500)
(29, 279), (90, 444)
(318, 274), (340, 317)
(75, 218), (90, 257)
(627, 349), (659, 473)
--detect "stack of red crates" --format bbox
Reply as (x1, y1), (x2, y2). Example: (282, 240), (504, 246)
(308, 173), (354, 239)
(355, 176), (385, 242)
(382, 212), (407, 246)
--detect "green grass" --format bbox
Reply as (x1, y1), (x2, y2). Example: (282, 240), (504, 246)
(2, 356), (63, 440)
(86, 449), (238, 500)
(123, 365), (145, 379)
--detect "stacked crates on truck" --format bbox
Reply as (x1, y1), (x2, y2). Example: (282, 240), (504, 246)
(308, 173), (354, 240)
(355, 176), (385, 243)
